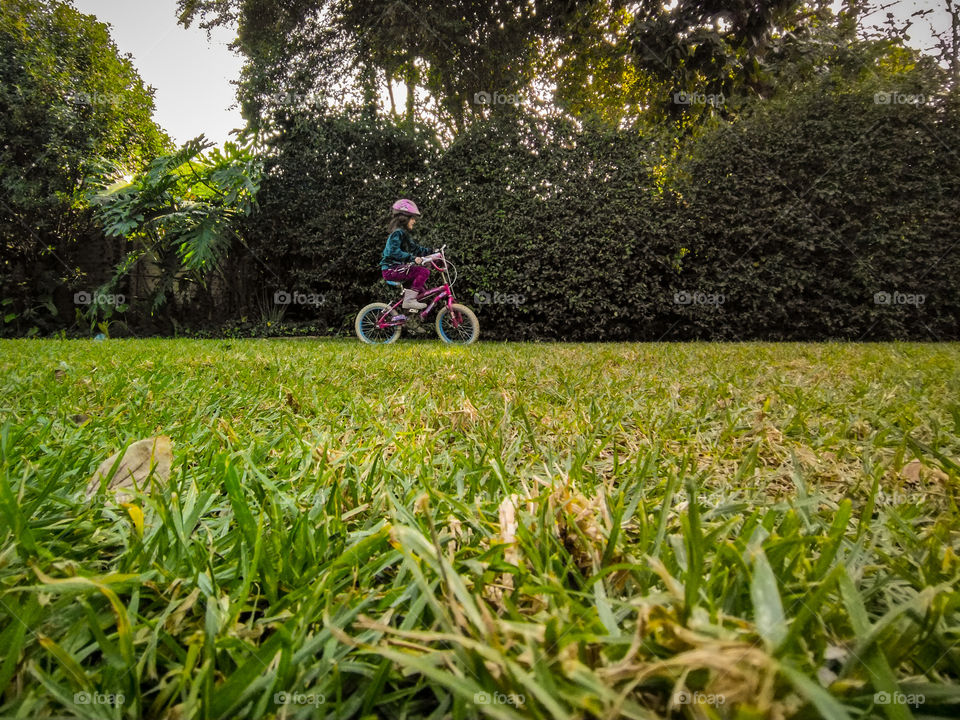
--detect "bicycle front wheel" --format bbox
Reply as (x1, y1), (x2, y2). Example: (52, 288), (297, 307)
(435, 303), (479, 345)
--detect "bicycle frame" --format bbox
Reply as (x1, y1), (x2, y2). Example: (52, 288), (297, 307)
(376, 247), (458, 329)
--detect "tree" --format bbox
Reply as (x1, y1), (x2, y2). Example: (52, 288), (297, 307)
(0, 0), (170, 335)
(848, 0), (960, 91)
(177, 0), (632, 135)
(625, 1), (830, 118)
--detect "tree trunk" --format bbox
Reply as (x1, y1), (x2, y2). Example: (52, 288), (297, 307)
(951, 0), (960, 88)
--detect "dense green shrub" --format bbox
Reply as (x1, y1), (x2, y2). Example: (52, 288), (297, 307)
(665, 82), (960, 340)
(238, 109), (441, 334)
(241, 108), (679, 340)
(422, 112), (677, 340)
(240, 88), (960, 341)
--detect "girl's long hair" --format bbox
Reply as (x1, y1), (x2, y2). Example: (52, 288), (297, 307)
(387, 213), (412, 233)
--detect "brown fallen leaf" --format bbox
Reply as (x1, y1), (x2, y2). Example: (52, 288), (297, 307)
(285, 390), (300, 413)
(792, 446), (818, 467)
(164, 587), (201, 633)
(445, 395), (479, 430)
(85, 436), (172, 503)
(902, 459), (949, 485)
(313, 446), (345, 464)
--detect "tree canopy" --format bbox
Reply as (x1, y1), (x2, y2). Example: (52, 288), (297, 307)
(1, 0), (170, 334)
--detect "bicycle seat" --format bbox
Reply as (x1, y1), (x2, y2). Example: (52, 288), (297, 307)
(384, 280), (403, 288)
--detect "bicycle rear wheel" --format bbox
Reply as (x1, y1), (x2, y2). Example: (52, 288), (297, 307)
(355, 303), (401, 344)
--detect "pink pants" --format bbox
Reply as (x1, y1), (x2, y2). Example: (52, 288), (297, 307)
(382, 264), (430, 292)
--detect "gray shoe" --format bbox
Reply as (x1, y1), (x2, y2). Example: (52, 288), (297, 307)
(401, 289), (426, 311)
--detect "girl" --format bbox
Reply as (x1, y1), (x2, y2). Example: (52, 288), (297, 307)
(380, 199), (438, 310)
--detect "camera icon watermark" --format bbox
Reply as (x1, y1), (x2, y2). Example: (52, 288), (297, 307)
(873, 290), (925, 306)
(874, 91), (926, 105)
(273, 691), (325, 707)
(874, 691), (924, 707)
(673, 90), (725, 107)
(74, 291), (126, 307)
(273, 290), (325, 307)
(672, 690), (726, 706)
(674, 290), (725, 306)
(74, 692), (125, 706)
(473, 290), (526, 306)
(473, 691), (525, 706)
(473, 90), (522, 106)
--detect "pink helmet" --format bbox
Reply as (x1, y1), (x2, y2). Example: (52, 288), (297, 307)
(391, 198), (420, 217)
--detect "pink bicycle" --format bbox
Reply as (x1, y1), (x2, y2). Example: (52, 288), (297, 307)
(354, 245), (479, 345)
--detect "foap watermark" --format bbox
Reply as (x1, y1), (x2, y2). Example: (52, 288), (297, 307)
(274, 290), (325, 307)
(271, 90), (325, 107)
(673, 90), (725, 107)
(874, 691), (924, 707)
(875, 489), (926, 505)
(681, 493), (733, 508)
(874, 91), (926, 105)
(673, 690), (726, 706)
(473, 90), (522, 106)
(273, 691), (325, 707)
(66, 90), (124, 106)
(74, 291), (126, 307)
(473, 290), (525, 306)
(87, 492), (133, 506)
(674, 290), (725, 306)
(874, 291), (925, 307)
(473, 691), (524, 707)
(74, 692), (125, 706)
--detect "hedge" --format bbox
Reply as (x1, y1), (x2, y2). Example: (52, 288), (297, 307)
(234, 87), (958, 340)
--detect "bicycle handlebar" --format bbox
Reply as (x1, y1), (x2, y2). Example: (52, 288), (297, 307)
(413, 245), (448, 269)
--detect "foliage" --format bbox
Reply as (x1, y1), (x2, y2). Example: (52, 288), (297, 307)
(237, 53), (959, 341)
(535, 1), (657, 128)
(0, 0), (170, 337)
(238, 105), (441, 333)
(662, 62), (960, 340)
(176, 0), (633, 134)
(626, 1), (825, 115)
(420, 112), (679, 340)
(1, 340), (959, 717)
(87, 136), (263, 330)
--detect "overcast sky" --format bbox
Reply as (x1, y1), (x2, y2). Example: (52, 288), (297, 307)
(71, 0), (954, 149)
(72, 0), (244, 147)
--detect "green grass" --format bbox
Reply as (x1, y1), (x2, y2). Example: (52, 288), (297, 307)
(1, 339), (959, 719)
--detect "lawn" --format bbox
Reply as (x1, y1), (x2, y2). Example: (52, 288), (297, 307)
(1, 339), (959, 719)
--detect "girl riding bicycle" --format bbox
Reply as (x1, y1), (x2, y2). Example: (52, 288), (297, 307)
(380, 199), (438, 310)
(356, 207), (479, 344)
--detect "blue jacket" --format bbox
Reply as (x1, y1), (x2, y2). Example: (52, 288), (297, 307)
(380, 229), (432, 270)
